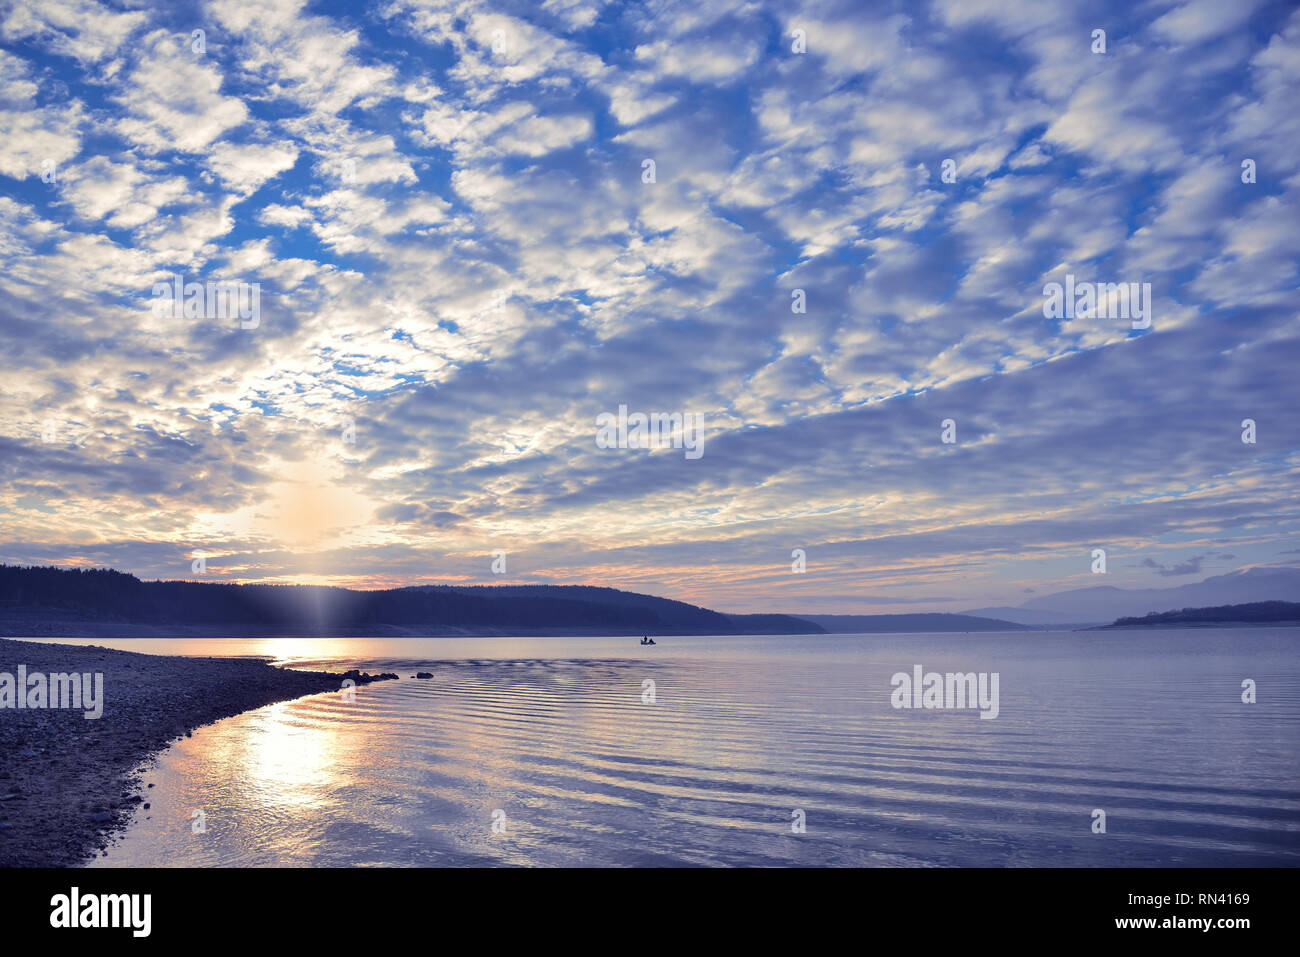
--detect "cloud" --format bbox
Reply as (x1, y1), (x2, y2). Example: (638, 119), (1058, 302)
(114, 30), (249, 153)
(0, 50), (83, 178)
(0, 0), (146, 62)
(1150, 0), (1267, 46)
(58, 156), (190, 228)
(1140, 555), (1209, 577)
(203, 141), (299, 195)
(0, 0), (1296, 615)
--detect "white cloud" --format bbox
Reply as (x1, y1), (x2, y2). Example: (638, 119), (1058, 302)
(60, 155), (190, 228)
(0, 51), (83, 178)
(1150, 0), (1266, 46)
(203, 141), (299, 195)
(114, 31), (249, 153)
(1, 0), (146, 62)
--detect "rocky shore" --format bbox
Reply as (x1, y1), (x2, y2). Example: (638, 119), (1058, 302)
(0, 637), (397, 867)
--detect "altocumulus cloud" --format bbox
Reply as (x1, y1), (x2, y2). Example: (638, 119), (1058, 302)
(0, 0), (1297, 612)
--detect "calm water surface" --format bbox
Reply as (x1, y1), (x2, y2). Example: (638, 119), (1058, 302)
(49, 630), (1300, 867)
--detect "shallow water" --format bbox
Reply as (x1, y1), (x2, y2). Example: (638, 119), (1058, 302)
(69, 630), (1300, 867)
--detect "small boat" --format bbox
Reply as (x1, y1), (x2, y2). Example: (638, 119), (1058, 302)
(640, 636), (656, 646)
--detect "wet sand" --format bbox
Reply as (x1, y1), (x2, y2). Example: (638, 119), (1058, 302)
(0, 637), (395, 867)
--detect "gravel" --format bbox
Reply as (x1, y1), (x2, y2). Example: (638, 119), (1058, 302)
(0, 637), (395, 867)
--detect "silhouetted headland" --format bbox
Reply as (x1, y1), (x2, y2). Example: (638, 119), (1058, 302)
(1098, 601), (1300, 629)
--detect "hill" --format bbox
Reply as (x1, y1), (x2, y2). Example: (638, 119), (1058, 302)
(1102, 601), (1300, 628)
(0, 564), (823, 638)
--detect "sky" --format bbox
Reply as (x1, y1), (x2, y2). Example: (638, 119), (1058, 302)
(0, 0), (1297, 614)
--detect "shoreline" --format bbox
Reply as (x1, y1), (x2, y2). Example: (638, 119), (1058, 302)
(0, 617), (813, 638)
(0, 637), (397, 867)
(1089, 619), (1300, 630)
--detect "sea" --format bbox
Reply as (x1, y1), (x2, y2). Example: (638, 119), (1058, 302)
(29, 629), (1296, 867)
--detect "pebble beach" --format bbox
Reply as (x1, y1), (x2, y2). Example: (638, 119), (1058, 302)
(0, 637), (395, 866)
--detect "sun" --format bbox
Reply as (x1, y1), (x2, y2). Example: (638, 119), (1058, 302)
(262, 471), (374, 548)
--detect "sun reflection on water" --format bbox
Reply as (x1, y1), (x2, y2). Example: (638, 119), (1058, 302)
(232, 699), (341, 813)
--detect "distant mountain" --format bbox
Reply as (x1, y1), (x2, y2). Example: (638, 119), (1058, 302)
(1103, 601), (1300, 628)
(964, 566), (1300, 625)
(0, 565), (824, 638)
(799, 613), (1031, 633)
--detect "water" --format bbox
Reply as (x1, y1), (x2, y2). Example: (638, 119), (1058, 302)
(66, 630), (1300, 867)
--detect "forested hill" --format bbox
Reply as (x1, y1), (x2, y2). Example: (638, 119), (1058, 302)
(1104, 601), (1300, 628)
(0, 564), (823, 637)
